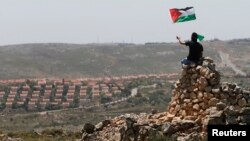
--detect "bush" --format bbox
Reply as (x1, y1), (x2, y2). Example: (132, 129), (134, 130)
(41, 129), (63, 136)
(100, 95), (112, 104)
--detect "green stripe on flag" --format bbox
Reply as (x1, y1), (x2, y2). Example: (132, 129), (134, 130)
(175, 14), (196, 23)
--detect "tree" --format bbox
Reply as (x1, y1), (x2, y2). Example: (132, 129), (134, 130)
(99, 92), (112, 104)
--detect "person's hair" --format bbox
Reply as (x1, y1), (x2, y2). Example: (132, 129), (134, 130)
(191, 32), (198, 42)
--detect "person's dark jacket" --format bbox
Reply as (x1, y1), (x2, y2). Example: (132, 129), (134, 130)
(185, 41), (203, 62)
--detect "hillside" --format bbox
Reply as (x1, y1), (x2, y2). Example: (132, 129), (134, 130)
(1, 39), (250, 80)
(0, 40), (226, 79)
(0, 39), (250, 140)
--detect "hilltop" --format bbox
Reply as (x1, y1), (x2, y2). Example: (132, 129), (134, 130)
(1, 39), (250, 79)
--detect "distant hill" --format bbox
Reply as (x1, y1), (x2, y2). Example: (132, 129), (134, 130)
(0, 38), (250, 79)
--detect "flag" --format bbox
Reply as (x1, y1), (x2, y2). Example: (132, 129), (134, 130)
(197, 34), (205, 41)
(169, 7), (196, 23)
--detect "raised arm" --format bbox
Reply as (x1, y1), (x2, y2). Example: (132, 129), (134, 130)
(176, 36), (186, 46)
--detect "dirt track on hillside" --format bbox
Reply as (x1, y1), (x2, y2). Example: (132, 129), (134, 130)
(218, 51), (246, 76)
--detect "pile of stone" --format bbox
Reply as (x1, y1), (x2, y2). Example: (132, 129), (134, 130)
(168, 57), (250, 125)
(168, 57), (220, 121)
(80, 57), (250, 141)
(165, 57), (250, 139)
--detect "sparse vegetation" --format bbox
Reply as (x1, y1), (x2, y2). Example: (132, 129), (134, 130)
(1, 39), (250, 140)
(5, 129), (81, 141)
(0, 41), (223, 79)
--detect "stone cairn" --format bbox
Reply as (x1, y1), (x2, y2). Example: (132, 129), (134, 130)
(81, 57), (250, 141)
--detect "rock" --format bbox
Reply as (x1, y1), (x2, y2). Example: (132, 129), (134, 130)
(207, 93), (214, 99)
(95, 122), (103, 131)
(195, 117), (202, 125)
(176, 132), (202, 141)
(184, 99), (191, 103)
(193, 88), (199, 93)
(182, 70), (187, 76)
(240, 107), (250, 115)
(184, 116), (197, 121)
(181, 110), (187, 117)
(226, 116), (238, 124)
(198, 77), (208, 90)
(224, 106), (239, 116)
(179, 120), (195, 129)
(196, 66), (202, 71)
(192, 99), (199, 104)
(151, 109), (158, 114)
(172, 117), (182, 123)
(236, 94), (243, 100)
(240, 115), (250, 124)
(207, 63), (216, 71)
(193, 104), (200, 111)
(139, 126), (161, 141)
(116, 126), (125, 140)
(211, 88), (220, 94)
(228, 91), (235, 97)
(171, 101), (177, 107)
(234, 86), (242, 94)
(95, 120), (111, 131)
(219, 93), (228, 99)
(200, 68), (209, 76)
(199, 102), (207, 110)
(242, 90), (250, 95)
(197, 92), (203, 99)
(222, 88), (229, 93)
(220, 99), (228, 104)
(162, 122), (175, 135)
(175, 105), (181, 112)
(180, 94), (185, 100)
(229, 83), (237, 89)
(238, 98), (247, 107)
(210, 110), (224, 118)
(203, 57), (214, 63)
(193, 112), (198, 116)
(150, 112), (166, 119)
(125, 117), (136, 129)
(209, 78), (219, 86)
(216, 102), (226, 111)
(204, 86), (212, 93)
(228, 98), (237, 105)
(0, 135), (24, 141)
(191, 74), (198, 79)
(159, 113), (175, 122)
(81, 132), (96, 141)
(204, 116), (225, 125)
(243, 93), (249, 100)
(208, 98), (219, 107)
(82, 123), (95, 134)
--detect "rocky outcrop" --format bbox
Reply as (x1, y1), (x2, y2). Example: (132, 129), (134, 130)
(0, 134), (23, 141)
(81, 57), (250, 141)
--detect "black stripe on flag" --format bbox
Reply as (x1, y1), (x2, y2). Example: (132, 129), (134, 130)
(178, 7), (193, 11)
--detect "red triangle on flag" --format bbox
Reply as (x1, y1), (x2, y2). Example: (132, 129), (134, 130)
(169, 8), (182, 23)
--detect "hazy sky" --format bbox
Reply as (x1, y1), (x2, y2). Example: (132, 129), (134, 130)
(0, 0), (250, 45)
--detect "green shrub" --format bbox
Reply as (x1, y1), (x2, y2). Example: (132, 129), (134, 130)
(41, 129), (63, 136)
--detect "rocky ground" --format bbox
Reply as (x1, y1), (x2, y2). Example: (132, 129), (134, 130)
(80, 57), (250, 141)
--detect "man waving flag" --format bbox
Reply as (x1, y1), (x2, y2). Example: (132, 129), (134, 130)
(169, 7), (196, 23)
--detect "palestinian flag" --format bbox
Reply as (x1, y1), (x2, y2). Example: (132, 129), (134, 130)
(197, 34), (205, 41)
(169, 7), (196, 23)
